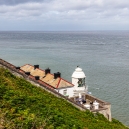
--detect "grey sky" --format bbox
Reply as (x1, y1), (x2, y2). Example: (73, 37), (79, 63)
(0, 0), (129, 31)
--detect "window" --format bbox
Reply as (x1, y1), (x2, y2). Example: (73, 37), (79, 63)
(63, 89), (67, 95)
(78, 78), (85, 87)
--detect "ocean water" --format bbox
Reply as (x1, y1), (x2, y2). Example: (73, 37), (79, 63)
(0, 31), (129, 126)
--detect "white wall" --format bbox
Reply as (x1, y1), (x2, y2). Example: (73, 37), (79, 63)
(56, 87), (74, 98)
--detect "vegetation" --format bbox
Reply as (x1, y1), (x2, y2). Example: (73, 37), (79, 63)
(0, 67), (128, 129)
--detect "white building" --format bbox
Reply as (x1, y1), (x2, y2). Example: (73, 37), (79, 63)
(72, 66), (87, 97)
(20, 65), (88, 98)
(20, 64), (75, 98)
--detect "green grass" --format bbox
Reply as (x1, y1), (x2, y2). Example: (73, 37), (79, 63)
(0, 67), (128, 129)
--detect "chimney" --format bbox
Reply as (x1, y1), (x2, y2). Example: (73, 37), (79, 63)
(16, 66), (20, 69)
(45, 68), (51, 75)
(25, 72), (30, 76)
(35, 76), (40, 80)
(34, 65), (39, 69)
(54, 72), (61, 79)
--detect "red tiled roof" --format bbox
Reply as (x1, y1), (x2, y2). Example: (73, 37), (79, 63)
(20, 64), (74, 89)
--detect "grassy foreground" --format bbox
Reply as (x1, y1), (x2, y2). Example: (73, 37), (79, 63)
(0, 67), (128, 129)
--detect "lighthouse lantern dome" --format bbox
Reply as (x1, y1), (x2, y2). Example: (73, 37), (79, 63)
(72, 67), (86, 79)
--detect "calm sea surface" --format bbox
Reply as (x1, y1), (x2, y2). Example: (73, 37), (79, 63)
(0, 31), (129, 126)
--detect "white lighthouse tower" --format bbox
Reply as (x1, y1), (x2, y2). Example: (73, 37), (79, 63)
(72, 66), (87, 97)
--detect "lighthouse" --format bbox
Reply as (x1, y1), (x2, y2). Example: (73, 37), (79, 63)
(72, 66), (87, 97)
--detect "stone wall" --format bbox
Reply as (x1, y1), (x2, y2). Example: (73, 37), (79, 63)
(85, 93), (112, 121)
(70, 93), (112, 121)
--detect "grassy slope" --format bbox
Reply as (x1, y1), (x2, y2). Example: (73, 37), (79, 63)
(0, 67), (128, 129)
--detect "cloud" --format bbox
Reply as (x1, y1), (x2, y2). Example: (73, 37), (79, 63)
(0, 0), (46, 5)
(0, 0), (129, 30)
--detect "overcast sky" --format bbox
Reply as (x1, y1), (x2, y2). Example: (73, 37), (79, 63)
(0, 0), (129, 31)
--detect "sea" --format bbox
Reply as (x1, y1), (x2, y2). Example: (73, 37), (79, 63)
(0, 31), (129, 126)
